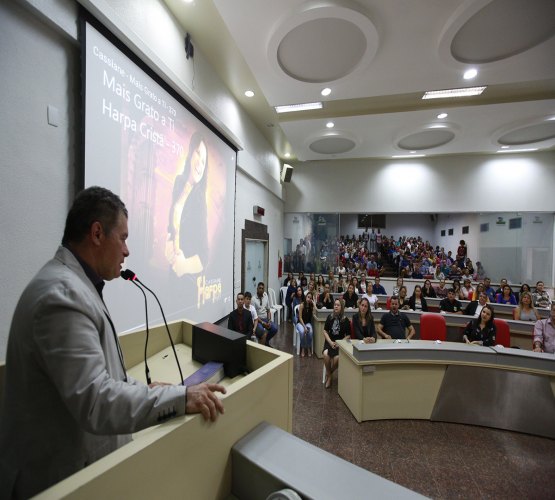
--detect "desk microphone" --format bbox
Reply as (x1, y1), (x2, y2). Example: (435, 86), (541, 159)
(120, 271), (151, 384)
(121, 269), (184, 385)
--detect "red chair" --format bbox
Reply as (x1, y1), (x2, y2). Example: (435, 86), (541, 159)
(386, 296), (391, 310)
(420, 313), (447, 341)
(494, 318), (511, 347)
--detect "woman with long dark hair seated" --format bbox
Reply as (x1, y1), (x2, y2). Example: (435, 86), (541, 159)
(462, 304), (496, 346)
(352, 297), (377, 343)
(322, 299), (351, 388)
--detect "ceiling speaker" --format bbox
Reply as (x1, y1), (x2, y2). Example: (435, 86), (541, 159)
(281, 164), (293, 183)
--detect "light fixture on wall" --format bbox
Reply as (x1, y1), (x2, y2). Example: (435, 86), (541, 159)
(253, 205), (265, 216)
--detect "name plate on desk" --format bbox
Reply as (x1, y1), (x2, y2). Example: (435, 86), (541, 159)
(351, 339), (496, 365)
(193, 322), (247, 378)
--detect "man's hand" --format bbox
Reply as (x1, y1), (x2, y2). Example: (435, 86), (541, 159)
(186, 383), (226, 421)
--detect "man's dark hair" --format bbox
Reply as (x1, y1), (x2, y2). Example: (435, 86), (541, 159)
(257, 282), (265, 288)
(390, 295), (399, 302)
(62, 186), (127, 245)
(244, 291), (252, 299)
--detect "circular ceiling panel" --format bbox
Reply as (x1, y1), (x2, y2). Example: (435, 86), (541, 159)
(268, 2), (379, 83)
(277, 18), (367, 83)
(450, 0), (555, 63)
(498, 122), (555, 145)
(309, 137), (356, 154)
(397, 130), (455, 151)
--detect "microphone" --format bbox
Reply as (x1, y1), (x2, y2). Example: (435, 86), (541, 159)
(120, 270), (151, 384)
(121, 269), (184, 385)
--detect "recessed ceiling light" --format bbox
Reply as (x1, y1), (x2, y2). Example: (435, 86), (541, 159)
(183, 0), (194, 3)
(321, 88), (332, 96)
(244, 90), (254, 97)
(497, 148), (538, 153)
(284, 152), (291, 158)
(392, 154), (426, 158)
(501, 145), (509, 149)
(274, 102), (323, 113)
(422, 86), (486, 99)
(326, 122), (334, 128)
(437, 113), (448, 119)
(463, 68), (478, 80)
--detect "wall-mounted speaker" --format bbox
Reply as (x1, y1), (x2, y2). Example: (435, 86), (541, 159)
(281, 164), (293, 183)
(253, 205), (265, 216)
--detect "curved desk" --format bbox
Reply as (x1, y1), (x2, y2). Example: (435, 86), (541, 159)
(337, 339), (555, 438)
(312, 309), (536, 358)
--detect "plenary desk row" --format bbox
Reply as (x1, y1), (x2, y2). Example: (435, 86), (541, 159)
(327, 293), (551, 319)
(312, 308), (537, 358)
(336, 339), (555, 438)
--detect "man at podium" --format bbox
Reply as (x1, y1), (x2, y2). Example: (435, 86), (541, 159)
(0, 187), (225, 499)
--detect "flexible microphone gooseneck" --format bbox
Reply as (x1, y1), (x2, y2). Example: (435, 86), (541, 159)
(120, 272), (152, 384)
(121, 269), (184, 385)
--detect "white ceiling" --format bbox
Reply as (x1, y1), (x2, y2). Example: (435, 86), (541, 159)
(164, 0), (555, 162)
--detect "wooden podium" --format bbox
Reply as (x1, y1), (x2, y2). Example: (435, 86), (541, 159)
(30, 320), (293, 499)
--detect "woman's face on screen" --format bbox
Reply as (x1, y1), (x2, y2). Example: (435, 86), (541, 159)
(191, 140), (207, 184)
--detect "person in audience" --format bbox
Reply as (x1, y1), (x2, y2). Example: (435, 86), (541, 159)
(456, 239), (467, 268)
(377, 296), (415, 340)
(292, 286), (305, 313)
(514, 291), (541, 321)
(449, 264), (462, 279)
(337, 274), (347, 294)
(474, 261), (486, 281)
(392, 276), (404, 296)
(533, 303), (555, 353)
(296, 292), (315, 357)
(495, 278), (509, 297)
(322, 299), (351, 388)
(285, 278), (298, 320)
(461, 278), (474, 300)
(336, 263), (346, 275)
(483, 277), (496, 302)
(398, 285), (410, 310)
(408, 285), (428, 312)
(462, 304), (496, 346)
(298, 271), (307, 288)
(362, 280), (379, 310)
(317, 282), (334, 309)
(327, 271), (337, 291)
(533, 281), (552, 309)
(496, 284), (517, 305)
(307, 280), (316, 297)
(283, 272), (293, 287)
(372, 276), (387, 295)
(439, 289), (463, 314)
(472, 282), (487, 301)
(316, 274), (325, 294)
(422, 279), (436, 298)
(343, 283), (359, 309)
(352, 297), (377, 343)
(452, 279), (464, 300)
(252, 282), (278, 346)
(352, 276), (363, 294)
(464, 291), (489, 317)
(435, 278), (449, 299)
(228, 292), (254, 335)
(465, 259), (475, 277)
(243, 291), (259, 342)
(514, 283), (530, 303)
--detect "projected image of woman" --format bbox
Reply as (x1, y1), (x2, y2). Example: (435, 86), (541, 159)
(166, 131), (208, 278)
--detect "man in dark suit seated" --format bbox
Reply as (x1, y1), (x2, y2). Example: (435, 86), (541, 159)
(227, 292), (254, 336)
(464, 291), (489, 317)
(439, 289), (463, 314)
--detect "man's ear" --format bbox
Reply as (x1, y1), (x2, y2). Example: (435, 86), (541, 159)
(90, 221), (104, 246)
